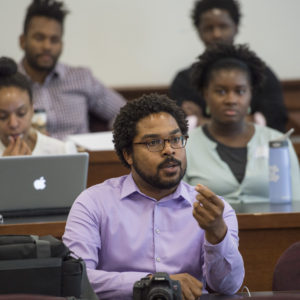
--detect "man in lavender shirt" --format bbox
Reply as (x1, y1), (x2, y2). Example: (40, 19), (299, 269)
(63, 94), (244, 300)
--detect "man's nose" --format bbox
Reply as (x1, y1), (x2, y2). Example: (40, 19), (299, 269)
(41, 38), (52, 50)
(162, 140), (175, 156)
(212, 27), (222, 39)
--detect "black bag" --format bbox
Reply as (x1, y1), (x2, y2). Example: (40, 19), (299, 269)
(0, 235), (98, 300)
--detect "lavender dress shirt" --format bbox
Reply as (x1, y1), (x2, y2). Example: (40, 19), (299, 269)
(63, 174), (244, 299)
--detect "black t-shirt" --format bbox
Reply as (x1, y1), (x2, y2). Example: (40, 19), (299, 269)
(203, 125), (247, 183)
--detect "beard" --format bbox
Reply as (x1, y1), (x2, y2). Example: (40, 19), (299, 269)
(24, 49), (60, 72)
(132, 156), (186, 190)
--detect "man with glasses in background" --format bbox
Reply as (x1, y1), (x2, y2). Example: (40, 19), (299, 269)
(63, 94), (244, 300)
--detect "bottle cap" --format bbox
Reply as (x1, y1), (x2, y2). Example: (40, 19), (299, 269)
(269, 140), (288, 148)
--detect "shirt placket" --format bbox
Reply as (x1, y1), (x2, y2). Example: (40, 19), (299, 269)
(153, 202), (162, 270)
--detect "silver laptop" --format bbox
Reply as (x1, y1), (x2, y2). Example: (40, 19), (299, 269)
(0, 153), (89, 218)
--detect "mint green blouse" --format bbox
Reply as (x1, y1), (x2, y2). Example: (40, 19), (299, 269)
(184, 125), (300, 203)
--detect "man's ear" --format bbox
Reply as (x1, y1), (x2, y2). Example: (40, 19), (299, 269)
(19, 34), (26, 50)
(233, 24), (239, 39)
(123, 149), (133, 167)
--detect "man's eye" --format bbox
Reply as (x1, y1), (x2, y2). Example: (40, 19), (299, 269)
(171, 137), (182, 144)
(33, 34), (45, 41)
(51, 36), (61, 44)
(203, 26), (213, 33)
(148, 139), (162, 146)
(17, 112), (27, 117)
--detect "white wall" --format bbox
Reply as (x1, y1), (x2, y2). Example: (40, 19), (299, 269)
(1, 0), (300, 87)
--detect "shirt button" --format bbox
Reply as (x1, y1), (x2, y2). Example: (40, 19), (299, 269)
(156, 257), (161, 262)
(155, 228), (160, 234)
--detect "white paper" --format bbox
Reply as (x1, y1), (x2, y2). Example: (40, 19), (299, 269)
(67, 131), (114, 151)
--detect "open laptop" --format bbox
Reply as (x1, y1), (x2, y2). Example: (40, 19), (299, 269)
(0, 153), (89, 219)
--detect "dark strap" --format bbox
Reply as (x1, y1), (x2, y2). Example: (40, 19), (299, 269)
(31, 235), (51, 258)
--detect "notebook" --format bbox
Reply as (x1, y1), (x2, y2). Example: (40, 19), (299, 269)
(67, 131), (114, 151)
(0, 153), (89, 218)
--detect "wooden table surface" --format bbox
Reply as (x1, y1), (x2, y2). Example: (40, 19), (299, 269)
(87, 150), (129, 187)
(236, 206), (300, 291)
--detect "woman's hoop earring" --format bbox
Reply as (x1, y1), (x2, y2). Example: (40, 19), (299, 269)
(205, 106), (210, 115)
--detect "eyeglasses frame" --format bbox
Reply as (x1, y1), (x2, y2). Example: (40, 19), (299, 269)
(133, 135), (189, 152)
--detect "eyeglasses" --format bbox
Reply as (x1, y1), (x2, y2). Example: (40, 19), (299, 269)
(133, 135), (188, 152)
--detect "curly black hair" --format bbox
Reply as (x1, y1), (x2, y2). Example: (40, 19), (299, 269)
(23, 0), (69, 34)
(113, 93), (188, 169)
(192, 44), (266, 93)
(0, 57), (32, 102)
(191, 0), (241, 28)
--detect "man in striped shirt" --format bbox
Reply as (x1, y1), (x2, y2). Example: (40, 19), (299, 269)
(18, 0), (126, 140)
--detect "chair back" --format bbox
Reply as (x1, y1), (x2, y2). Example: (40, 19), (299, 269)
(272, 241), (300, 291)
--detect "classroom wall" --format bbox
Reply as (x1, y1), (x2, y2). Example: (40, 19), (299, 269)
(1, 0), (300, 87)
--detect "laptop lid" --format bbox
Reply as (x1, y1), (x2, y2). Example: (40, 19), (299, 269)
(0, 153), (89, 218)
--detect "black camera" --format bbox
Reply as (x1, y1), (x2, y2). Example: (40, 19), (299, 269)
(133, 272), (182, 300)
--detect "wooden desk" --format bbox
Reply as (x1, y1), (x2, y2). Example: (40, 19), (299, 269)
(0, 221), (65, 239)
(200, 292), (300, 299)
(87, 150), (129, 187)
(1, 204), (300, 292)
(237, 207), (300, 291)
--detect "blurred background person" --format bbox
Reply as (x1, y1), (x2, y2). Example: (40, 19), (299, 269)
(170, 0), (288, 132)
(0, 57), (76, 156)
(184, 44), (300, 203)
(19, 0), (126, 140)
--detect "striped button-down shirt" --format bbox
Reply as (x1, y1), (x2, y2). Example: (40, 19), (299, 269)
(19, 61), (126, 140)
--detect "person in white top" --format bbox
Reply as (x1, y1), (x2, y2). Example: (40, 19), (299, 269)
(0, 56), (76, 156)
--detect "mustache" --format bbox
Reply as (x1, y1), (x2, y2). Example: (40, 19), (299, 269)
(37, 52), (53, 57)
(158, 157), (181, 169)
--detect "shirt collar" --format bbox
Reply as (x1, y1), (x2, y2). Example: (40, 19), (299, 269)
(120, 173), (192, 207)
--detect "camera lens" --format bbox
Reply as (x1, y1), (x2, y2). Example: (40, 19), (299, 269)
(147, 288), (172, 300)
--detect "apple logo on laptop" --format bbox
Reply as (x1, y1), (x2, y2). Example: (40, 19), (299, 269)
(33, 176), (46, 190)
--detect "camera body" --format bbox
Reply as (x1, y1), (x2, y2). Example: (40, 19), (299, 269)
(133, 272), (182, 300)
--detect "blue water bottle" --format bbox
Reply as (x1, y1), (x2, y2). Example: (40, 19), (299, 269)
(269, 140), (292, 203)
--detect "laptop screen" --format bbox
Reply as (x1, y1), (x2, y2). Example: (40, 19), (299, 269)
(0, 153), (89, 218)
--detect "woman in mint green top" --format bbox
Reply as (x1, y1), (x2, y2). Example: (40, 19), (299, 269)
(184, 44), (300, 203)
